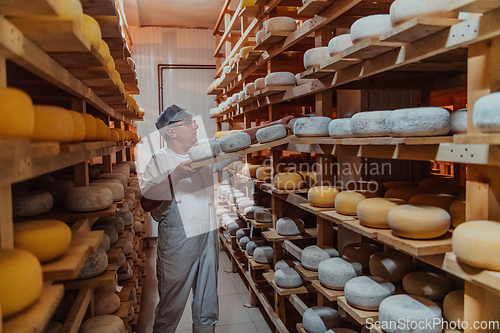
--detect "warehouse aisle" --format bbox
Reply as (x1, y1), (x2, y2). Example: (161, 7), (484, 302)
(137, 242), (273, 333)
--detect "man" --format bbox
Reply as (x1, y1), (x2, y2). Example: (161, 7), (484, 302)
(140, 104), (292, 333)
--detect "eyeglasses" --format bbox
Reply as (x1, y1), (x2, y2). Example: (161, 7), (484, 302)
(170, 119), (197, 128)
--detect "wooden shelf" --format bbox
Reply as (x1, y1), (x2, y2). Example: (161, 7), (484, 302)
(376, 229), (453, 257)
(319, 211), (357, 224)
(298, 203), (334, 216)
(296, 323), (308, 333)
(298, 0), (333, 15)
(238, 213), (274, 229)
(295, 264), (318, 281)
(262, 228), (318, 242)
(380, 17), (462, 44)
(253, 31), (289, 51)
(15, 204), (117, 224)
(339, 218), (380, 239)
(263, 271), (316, 296)
(0, 0), (59, 16)
(60, 288), (92, 333)
(311, 280), (344, 301)
(64, 269), (116, 290)
(337, 296), (378, 325)
(113, 300), (132, 320)
(42, 245), (91, 281)
(250, 258), (271, 271)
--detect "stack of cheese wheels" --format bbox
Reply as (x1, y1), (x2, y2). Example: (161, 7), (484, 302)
(276, 217), (304, 236)
(240, 164), (260, 177)
(335, 191), (371, 215)
(408, 193), (455, 211)
(220, 132), (252, 152)
(449, 198), (465, 228)
(275, 268), (303, 288)
(303, 47), (331, 69)
(265, 17), (297, 34)
(319, 258), (357, 290)
(450, 108), (468, 134)
(369, 251), (414, 283)
(308, 186), (339, 207)
(264, 72), (296, 86)
(253, 246), (273, 264)
(256, 167), (272, 181)
(12, 191), (53, 217)
(65, 186), (114, 212)
(80, 315), (125, 333)
(274, 172), (304, 190)
(357, 198), (404, 228)
(0, 87), (35, 139)
(386, 107), (450, 137)
(350, 15), (393, 43)
(390, 0), (458, 26)
(345, 276), (395, 310)
(351, 111), (392, 137)
(294, 117), (331, 137)
(256, 124), (287, 143)
(342, 242), (379, 269)
(402, 272), (452, 301)
(443, 290), (464, 326)
(32, 106), (74, 142)
(328, 34), (353, 56)
(254, 78), (266, 90)
(384, 186), (427, 202)
(329, 118), (353, 138)
(388, 204), (451, 239)
(473, 92), (500, 132)
(302, 306), (341, 333)
(302, 245), (331, 271)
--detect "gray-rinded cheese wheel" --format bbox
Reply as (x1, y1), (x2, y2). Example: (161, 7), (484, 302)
(90, 181), (124, 201)
(122, 240), (133, 255)
(189, 139), (221, 162)
(133, 221), (142, 233)
(318, 258), (358, 290)
(385, 186), (428, 202)
(99, 234), (110, 252)
(326, 329), (357, 333)
(117, 253), (126, 268)
(302, 245), (330, 271)
(238, 199), (255, 212)
(117, 208), (133, 227)
(473, 92), (500, 132)
(342, 243), (379, 269)
(30, 174), (55, 185)
(244, 206), (264, 219)
(96, 216), (125, 234)
(388, 204), (451, 239)
(223, 65), (231, 74)
(275, 268), (303, 288)
(390, 0), (458, 26)
(78, 249), (108, 279)
(97, 173), (127, 188)
(239, 236), (251, 249)
(256, 30), (266, 44)
(65, 186), (113, 212)
(80, 315), (125, 333)
(12, 191), (53, 217)
(345, 276), (395, 310)
(118, 264), (133, 281)
(303, 307), (341, 333)
(276, 217), (304, 236)
(232, 93), (240, 103)
(265, 17), (297, 33)
(92, 225), (118, 245)
(228, 192), (245, 203)
(254, 208), (272, 223)
(402, 272), (452, 301)
(294, 117), (331, 137)
(254, 78), (266, 90)
(379, 295), (442, 333)
(304, 47), (331, 69)
(220, 132), (252, 152)
(328, 34), (353, 56)
(386, 107), (450, 137)
(443, 290), (464, 324)
(283, 205), (309, 220)
(227, 219), (246, 235)
(320, 246), (339, 258)
(265, 72), (296, 86)
(95, 291), (121, 315)
(350, 15), (393, 42)
(256, 124), (287, 143)
(236, 228), (251, 240)
(275, 259), (300, 271)
(118, 161), (137, 173)
(45, 321), (63, 333)
(244, 83), (256, 95)
(124, 192), (135, 203)
(253, 246), (273, 264)
(409, 193), (455, 211)
(351, 111), (392, 137)
(126, 230), (134, 242)
(34, 180), (74, 205)
(239, 91), (246, 101)
(450, 108), (467, 134)
(124, 198), (134, 211)
(329, 118), (353, 138)
(369, 251), (414, 283)
(246, 240), (268, 256)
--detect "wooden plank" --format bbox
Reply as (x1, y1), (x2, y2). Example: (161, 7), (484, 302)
(214, 6), (242, 56)
(300, 65), (334, 79)
(454, 133), (500, 145)
(64, 270), (116, 290)
(263, 271), (316, 296)
(14, 204), (117, 223)
(250, 258), (271, 271)
(297, 323), (308, 333)
(60, 288), (92, 333)
(340, 218), (379, 239)
(113, 300), (132, 319)
(42, 245), (91, 281)
(298, 0), (333, 16)
(287, 294), (308, 316)
(70, 230), (105, 252)
(342, 37), (403, 60)
(337, 296), (379, 325)
(213, 0), (231, 35)
(295, 264), (318, 281)
(380, 17), (462, 44)
(311, 280), (344, 301)
(0, 0), (59, 16)
(283, 240), (302, 261)
(299, 203), (334, 216)
(319, 210), (356, 223)
(254, 31), (289, 51)
(262, 228), (318, 242)
(376, 229), (453, 257)
(448, 0), (500, 14)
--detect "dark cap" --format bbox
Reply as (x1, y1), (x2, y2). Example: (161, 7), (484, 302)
(156, 104), (196, 130)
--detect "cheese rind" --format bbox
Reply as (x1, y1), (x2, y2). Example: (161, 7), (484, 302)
(253, 246), (273, 264)
(264, 72), (296, 86)
(254, 208), (272, 223)
(80, 315), (125, 333)
(256, 167), (272, 181)
(64, 186), (113, 212)
(0, 87), (34, 139)
(388, 204), (451, 239)
(473, 92), (500, 132)
(12, 191), (53, 217)
(32, 106), (74, 142)
(244, 83), (256, 95)
(308, 186), (339, 208)
(294, 117), (331, 137)
(302, 245), (330, 271)
(90, 181), (125, 201)
(241, 164), (260, 178)
(220, 132), (252, 152)
(328, 34), (353, 56)
(402, 272), (452, 301)
(357, 198), (404, 229)
(318, 258), (357, 290)
(303, 47), (331, 69)
(303, 306), (341, 333)
(351, 111), (392, 137)
(342, 242), (379, 269)
(265, 17), (297, 33)
(82, 14), (102, 50)
(77, 249), (108, 279)
(329, 118), (353, 138)
(350, 15), (393, 42)
(335, 191), (368, 216)
(345, 276), (395, 310)
(256, 124), (287, 143)
(94, 291), (121, 315)
(386, 107), (450, 137)
(450, 108), (467, 134)
(369, 251), (414, 283)
(254, 78), (266, 90)
(390, 0), (458, 26)
(68, 110), (86, 142)
(275, 268), (303, 288)
(274, 172), (305, 190)
(443, 290), (464, 324)
(276, 217), (304, 236)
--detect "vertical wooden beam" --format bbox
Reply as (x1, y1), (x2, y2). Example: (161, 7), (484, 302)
(71, 98), (86, 113)
(0, 56), (6, 87)
(0, 185), (13, 248)
(467, 41), (491, 134)
(74, 162), (89, 187)
(244, 114), (253, 164)
(102, 155), (112, 174)
(275, 293), (286, 333)
(464, 282), (500, 333)
(217, 121), (222, 132)
(338, 225), (361, 256)
(317, 216), (334, 247)
(224, 12), (232, 57)
(271, 192), (282, 227)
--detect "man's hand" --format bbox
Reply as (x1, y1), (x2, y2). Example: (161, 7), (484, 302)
(274, 115), (294, 130)
(170, 160), (201, 184)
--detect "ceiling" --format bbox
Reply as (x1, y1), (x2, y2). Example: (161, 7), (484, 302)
(123, 0), (237, 29)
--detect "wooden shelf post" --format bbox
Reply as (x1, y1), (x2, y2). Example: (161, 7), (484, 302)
(0, 55), (6, 87)
(0, 184), (13, 248)
(74, 162), (89, 187)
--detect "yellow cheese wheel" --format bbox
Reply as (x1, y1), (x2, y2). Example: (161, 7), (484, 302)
(449, 199), (465, 228)
(298, 171), (317, 187)
(308, 186), (339, 208)
(81, 113), (97, 141)
(56, 0), (83, 28)
(0, 87), (34, 139)
(214, 131), (227, 139)
(385, 186), (428, 202)
(110, 129), (120, 142)
(241, 164), (260, 177)
(388, 204), (451, 239)
(98, 40), (112, 63)
(236, 164), (246, 172)
(274, 172), (304, 190)
(138, 108), (145, 117)
(335, 191), (369, 215)
(256, 167), (272, 181)
(111, 70), (122, 87)
(82, 14), (102, 50)
(32, 106), (74, 142)
(408, 193), (456, 211)
(14, 219), (72, 263)
(115, 128), (126, 141)
(357, 197), (405, 228)
(453, 220), (500, 270)
(0, 249), (43, 317)
(68, 111), (86, 142)
(231, 161), (243, 171)
(95, 119), (111, 141)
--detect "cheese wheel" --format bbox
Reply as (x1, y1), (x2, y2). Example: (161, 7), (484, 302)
(114, 128), (126, 141)
(65, 186), (113, 212)
(244, 83), (256, 95)
(308, 186), (339, 208)
(94, 291), (121, 315)
(453, 220), (500, 270)
(265, 17), (297, 33)
(303, 47), (331, 69)
(238, 91), (245, 101)
(98, 40), (112, 62)
(80, 315), (125, 333)
(117, 253), (126, 268)
(246, 240), (268, 256)
(386, 107), (450, 137)
(275, 268), (303, 288)
(220, 132), (251, 152)
(0, 249), (43, 317)
(231, 161), (243, 171)
(320, 246), (339, 258)
(350, 15), (393, 43)
(379, 295), (442, 333)
(384, 186), (427, 202)
(95, 119), (111, 141)
(299, 171), (317, 188)
(409, 193), (455, 211)
(335, 191), (368, 215)
(254, 78), (266, 90)
(34, 181), (74, 206)
(240, 164), (260, 178)
(90, 181), (125, 201)
(388, 204), (451, 239)
(351, 111), (392, 137)
(450, 108), (467, 134)
(239, 46), (253, 58)
(256, 124), (287, 143)
(12, 191), (53, 217)
(473, 92), (500, 132)
(357, 198), (404, 228)
(68, 111), (86, 142)
(345, 276), (395, 310)
(77, 249), (108, 279)
(189, 139), (220, 162)
(328, 34), (353, 56)
(56, 0), (84, 28)
(254, 208), (272, 223)
(302, 246), (331, 271)
(82, 14), (102, 50)
(256, 30), (267, 44)
(383, 181), (417, 189)
(236, 228), (251, 240)
(275, 259), (299, 271)
(449, 199), (465, 228)
(329, 118), (353, 138)
(122, 240), (133, 255)
(14, 219), (71, 263)
(369, 251), (414, 283)
(239, 236), (251, 249)
(0, 87), (34, 139)
(253, 246), (273, 264)
(264, 72), (296, 86)
(242, 206), (261, 219)
(256, 167), (272, 181)
(32, 106), (74, 142)
(99, 234), (110, 252)
(303, 307), (341, 333)
(276, 217), (304, 236)
(402, 272), (452, 301)
(82, 113), (97, 141)
(443, 290), (464, 324)
(92, 225), (118, 244)
(390, 0), (458, 26)
(97, 173), (127, 188)
(342, 242), (379, 269)
(274, 172), (304, 190)
(237, 199), (254, 212)
(294, 117), (331, 137)
(227, 219), (246, 236)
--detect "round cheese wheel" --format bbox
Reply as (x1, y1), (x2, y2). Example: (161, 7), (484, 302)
(304, 47), (331, 69)
(383, 181), (417, 189)
(80, 315), (125, 333)
(390, 0), (458, 26)
(239, 236), (251, 249)
(56, 0), (84, 28)
(256, 124), (287, 143)
(117, 253), (126, 268)
(276, 217), (304, 236)
(254, 78), (266, 90)
(275, 259), (299, 271)
(329, 118), (353, 138)
(244, 83), (256, 95)
(122, 240), (133, 255)
(320, 246), (339, 258)
(90, 181), (124, 201)
(244, 206), (264, 219)
(265, 17), (297, 33)
(265, 72), (296, 86)
(109, 128), (119, 142)
(95, 291), (121, 315)
(77, 249), (108, 279)
(228, 191), (245, 203)
(216, 208), (231, 217)
(453, 220), (500, 270)
(236, 196), (251, 205)
(256, 167), (272, 181)
(65, 186), (113, 212)
(97, 173), (127, 188)
(342, 242), (379, 269)
(238, 199), (255, 212)
(386, 107), (450, 137)
(68, 110), (86, 142)
(98, 40), (111, 62)
(303, 306), (341, 333)
(254, 208), (272, 223)
(99, 234), (110, 252)
(294, 117), (331, 137)
(388, 204), (451, 239)
(275, 268), (303, 288)
(335, 191), (368, 216)
(12, 191), (53, 217)
(256, 29), (267, 44)
(117, 208), (133, 227)
(82, 14), (102, 50)
(350, 15), (392, 42)
(379, 295), (442, 333)
(0, 249), (43, 317)
(236, 228), (251, 240)
(308, 186), (339, 208)
(318, 258), (357, 290)
(238, 91), (245, 101)
(81, 113), (97, 141)
(473, 92), (500, 132)
(345, 276), (395, 310)
(302, 245), (330, 271)
(32, 106), (73, 142)
(220, 132), (251, 152)
(357, 198), (405, 228)
(443, 290), (464, 324)
(369, 251), (414, 283)
(328, 34), (353, 56)
(92, 225), (118, 244)
(351, 111), (392, 137)
(299, 171), (317, 188)
(402, 272), (452, 301)
(274, 172), (305, 190)
(409, 193), (455, 211)
(14, 219), (71, 263)
(253, 246), (273, 264)
(450, 108), (467, 134)
(246, 240), (268, 256)
(384, 186), (428, 202)
(189, 139), (220, 162)
(0, 87), (34, 139)
(449, 199), (465, 228)
(95, 119), (111, 141)
(227, 219), (246, 235)
(241, 164), (260, 177)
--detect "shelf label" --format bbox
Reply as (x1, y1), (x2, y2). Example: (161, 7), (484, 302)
(262, 51), (270, 60)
